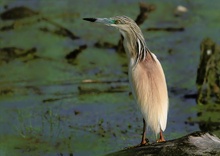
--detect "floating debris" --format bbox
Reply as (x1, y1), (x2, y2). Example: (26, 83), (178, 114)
(74, 110), (81, 115)
(184, 93), (197, 99)
(54, 27), (79, 40)
(43, 98), (61, 103)
(135, 2), (156, 25)
(41, 17), (80, 40)
(0, 47), (38, 63)
(65, 45), (87, 63)
(39, 27), (79, 40)
(0, 88), (14, 95)
(0, 6), (38, 20)
(0, 6), (79, 40)
(82, 79), (95, 83)
(176, 5), (188, 13)
(174, 5), (188, 17)
(78, 82), (127, 95)
(94, 41), (116, 49)
(25, 86), (42, 95)
(81, 79), (128, 84)
(147, 27), (184, 32)
(0, 24), (14, 31)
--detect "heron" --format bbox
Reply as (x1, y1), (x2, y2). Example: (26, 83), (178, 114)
(83, 16), (168, 145)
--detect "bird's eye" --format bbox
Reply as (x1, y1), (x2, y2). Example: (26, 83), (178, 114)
(114, 20), (120, 24)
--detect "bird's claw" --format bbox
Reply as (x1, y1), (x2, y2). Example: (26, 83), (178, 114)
(140, 138), (149, 146)
(157, 138), (166, 143)
(124, 138), (149, 149)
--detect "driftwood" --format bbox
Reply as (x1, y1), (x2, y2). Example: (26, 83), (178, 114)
(106, 131), (220, 156)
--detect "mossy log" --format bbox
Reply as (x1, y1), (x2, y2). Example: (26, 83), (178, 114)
(106, 131), (220, 156)
(196, 38), (220, 132)
(196, 38), (220, 104)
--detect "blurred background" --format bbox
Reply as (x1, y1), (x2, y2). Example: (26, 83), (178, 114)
(0, 0), (219, 156)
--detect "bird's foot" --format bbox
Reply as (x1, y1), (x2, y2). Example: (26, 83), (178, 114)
(124, 138), (149, 149)
(157, 138), (166, 143)
(157, 129), (166, 142)
(140, 138), (149, 146)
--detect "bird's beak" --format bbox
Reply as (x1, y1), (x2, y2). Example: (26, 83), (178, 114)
(83, 18), (114, 26)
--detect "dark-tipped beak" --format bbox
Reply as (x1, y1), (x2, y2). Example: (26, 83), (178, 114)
(83, 18), (97, 22)
(83, 17), (114, 26)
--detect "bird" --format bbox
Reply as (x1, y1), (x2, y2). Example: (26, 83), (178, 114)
(83, 16), (168, 145)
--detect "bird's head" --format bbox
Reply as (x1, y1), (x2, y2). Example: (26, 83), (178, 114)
(83, 16), (148, 64)
(83, 16), (141, 38)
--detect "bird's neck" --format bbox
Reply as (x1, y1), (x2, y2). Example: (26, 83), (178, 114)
(121, 31), (148, 68)
(121, 31), (137, 58)
(123, 37), (134, 57)
(123, 38), (137, 69)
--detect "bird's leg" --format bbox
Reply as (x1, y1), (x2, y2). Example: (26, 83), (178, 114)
(140, 118), (148, 145)
(125, 119), (148, 149)
(157, 129), (166, 142)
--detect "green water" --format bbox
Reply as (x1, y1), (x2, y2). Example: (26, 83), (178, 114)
(0, 0), (220, 155)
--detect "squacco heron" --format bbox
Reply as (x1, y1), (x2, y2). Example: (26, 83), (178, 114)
(83, 16), (168, 144)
